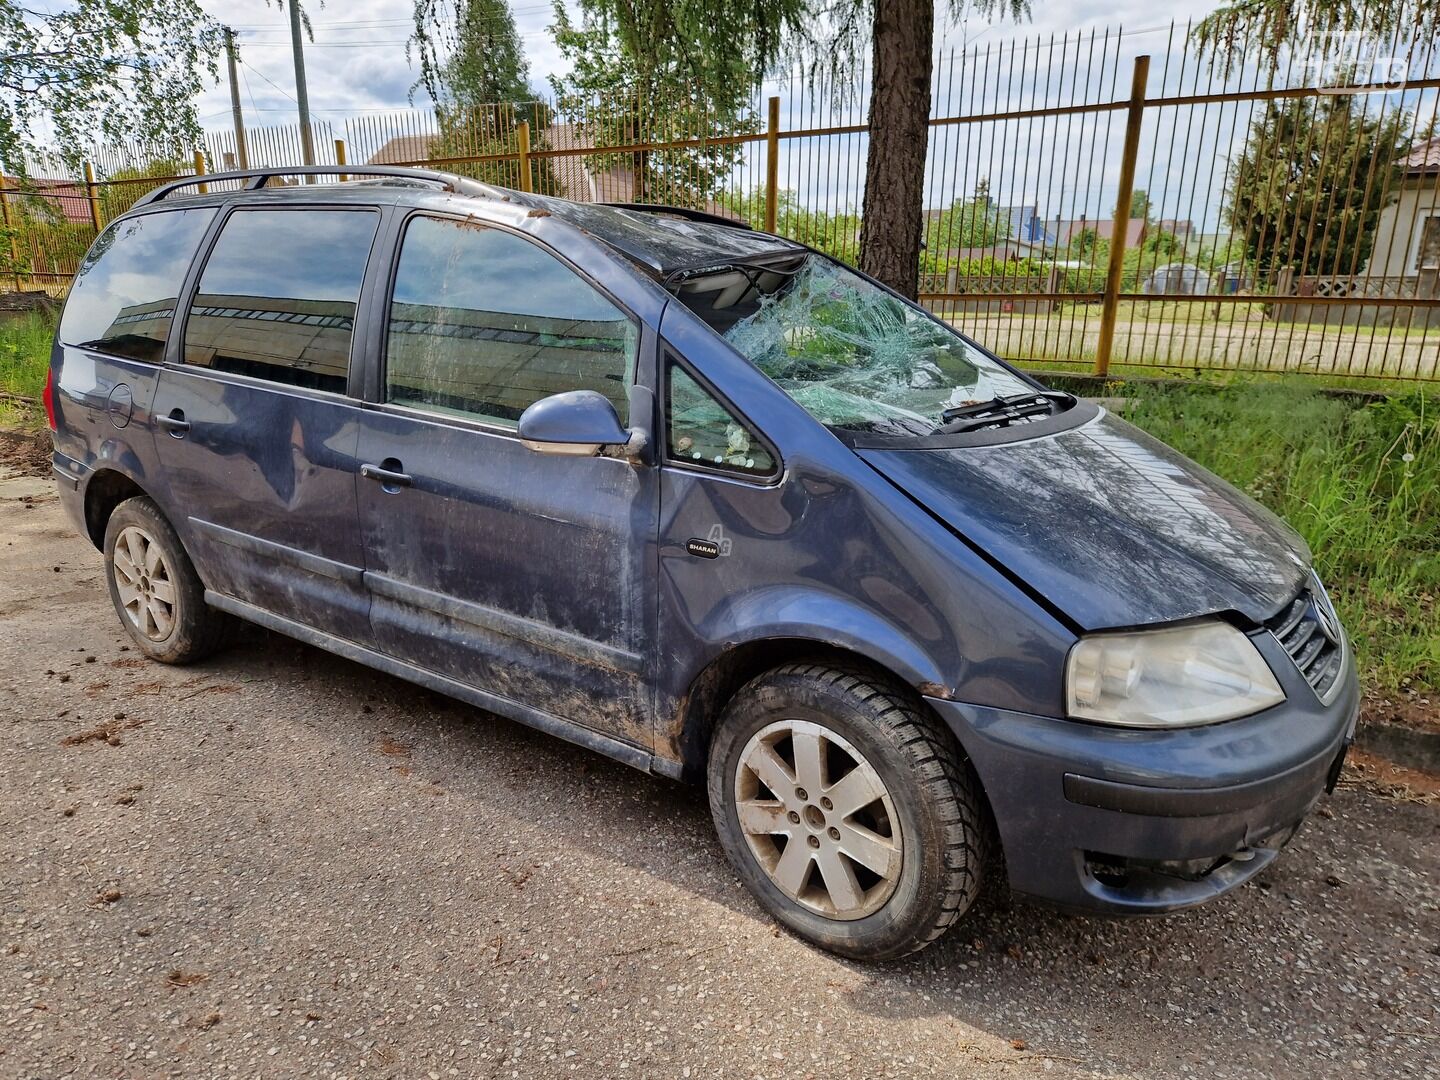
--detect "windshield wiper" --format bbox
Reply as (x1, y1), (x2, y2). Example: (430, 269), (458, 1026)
(938, 391), (1073, 435)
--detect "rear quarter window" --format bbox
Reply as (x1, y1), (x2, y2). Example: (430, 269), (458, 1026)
(58, 208), (217, 362)
(181, 208), (379, 395)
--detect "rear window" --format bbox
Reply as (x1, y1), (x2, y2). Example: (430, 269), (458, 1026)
(182, 208), (379, 395)
(58, 208), (217, 362)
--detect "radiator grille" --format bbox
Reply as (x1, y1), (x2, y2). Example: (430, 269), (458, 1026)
(1266, 588), (1344, 701)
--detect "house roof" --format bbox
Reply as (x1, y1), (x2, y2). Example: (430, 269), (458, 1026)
(1, 176), (94, 224)
(1157, 218), (1195, 237)
(363, 123), (741, 220)
(1401, 136), (1440, 175)
(1052, 217), (1147, 247)
(366, 135), (438, 165)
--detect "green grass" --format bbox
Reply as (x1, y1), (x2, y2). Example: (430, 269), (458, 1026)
(1121, 383), (1440, 693)
(0, 314), (52, 429)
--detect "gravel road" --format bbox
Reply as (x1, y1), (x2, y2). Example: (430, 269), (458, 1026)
(1, 468), (1437, 1080)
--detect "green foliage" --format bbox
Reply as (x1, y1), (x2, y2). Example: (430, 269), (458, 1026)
(0, 185), (93, 281)
(1193, 0), (1440, 76)
(0, 312), (52, 428)
(1060, 227), (1192, 291)
(97, 157), (187, 223)
(425, 101), (558, 194)
(1124, 384), (1440, 691)
(1113, 187), (1151, 221)
(0, 0), (223, 176)
(410, 0), (534, 110)
(948, 256), (1046, 278)
(548, 4), (754, 207)
(565, 0), (809, 88)
(1227, 95), (1411, 278)
(921, 184), (1012, 274)
(408, 0), (556, 193)
(719, 189), (859, 260)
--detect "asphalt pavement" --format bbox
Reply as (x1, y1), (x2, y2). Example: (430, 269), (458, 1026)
(1, 469), (1436, 1079)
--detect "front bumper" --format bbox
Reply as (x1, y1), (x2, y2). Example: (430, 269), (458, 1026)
(930, 630), (1359, 914)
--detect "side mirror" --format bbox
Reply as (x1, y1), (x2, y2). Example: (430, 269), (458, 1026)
(517, 390), (647, 461)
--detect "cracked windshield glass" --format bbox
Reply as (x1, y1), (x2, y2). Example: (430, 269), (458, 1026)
(685, 257), (1035, 437)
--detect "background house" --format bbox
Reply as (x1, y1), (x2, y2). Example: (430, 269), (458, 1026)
(999, 204), (1056, 245)
(1049, 214), (1147, 248)
(1365, 137), (1440, 278)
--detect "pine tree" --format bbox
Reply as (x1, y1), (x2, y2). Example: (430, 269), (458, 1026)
(409, 0), (553, 191)
(1227, 96), (1411, 278)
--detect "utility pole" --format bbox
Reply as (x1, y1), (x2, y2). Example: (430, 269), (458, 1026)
(224, 28), (249, 169)
(287, 0), (316, 167)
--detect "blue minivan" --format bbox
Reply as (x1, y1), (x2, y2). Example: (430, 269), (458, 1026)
(47, 167), (1357, 959)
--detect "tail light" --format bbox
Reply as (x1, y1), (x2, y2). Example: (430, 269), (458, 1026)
(42, 366), (57, 431)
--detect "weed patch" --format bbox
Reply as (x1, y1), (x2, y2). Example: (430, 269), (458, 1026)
(1122, 384), (1439, 693)
(0, 314), (52, 429)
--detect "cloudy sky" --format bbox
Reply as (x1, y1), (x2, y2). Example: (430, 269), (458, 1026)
(193, 0), (1223, 127)
(185, 0), (1432, 235)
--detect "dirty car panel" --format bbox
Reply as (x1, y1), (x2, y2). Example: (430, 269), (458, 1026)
(47, 169), (1361, 945)
(858, 411), (1311, 630)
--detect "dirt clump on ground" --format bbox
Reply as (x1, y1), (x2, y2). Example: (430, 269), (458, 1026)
(1362, 689), (1439, 733)
(0, 428), (50, 477)
(1344, 749), (1440, 803)
(0, 290), (57, 317)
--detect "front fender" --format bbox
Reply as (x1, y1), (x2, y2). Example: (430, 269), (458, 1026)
(686, 585), (953, 695)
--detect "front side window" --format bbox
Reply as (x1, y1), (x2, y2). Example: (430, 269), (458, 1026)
(677, 255), (1036, 438)
(182, 208), (379, 394)
(59, 208), (216, 362)
(666, 364), (775, 476)
(385, 216), (637, 427)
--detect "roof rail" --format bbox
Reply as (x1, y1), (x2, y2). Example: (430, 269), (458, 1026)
(132, 165), (499, 208)
(599, 202), (753, 231)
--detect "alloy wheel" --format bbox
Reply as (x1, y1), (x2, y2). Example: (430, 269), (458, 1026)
(733, 719), (903, 920)
(112, 525), (177, 642)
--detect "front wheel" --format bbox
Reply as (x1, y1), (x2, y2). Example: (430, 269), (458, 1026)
(707, 663), (989, 960)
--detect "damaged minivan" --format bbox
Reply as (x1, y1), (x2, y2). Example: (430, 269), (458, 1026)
(48, 167), (1357, 960)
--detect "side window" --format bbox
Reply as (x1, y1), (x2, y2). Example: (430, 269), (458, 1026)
(182, 208), (379, 394)
(58, 208), (216, 362)
(666, 363), (776, 477)
(385, 215), (637, 427)
(1418, 216), (1440, 272)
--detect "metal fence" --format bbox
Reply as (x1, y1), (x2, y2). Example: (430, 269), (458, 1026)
(3, 21), (1438, 381)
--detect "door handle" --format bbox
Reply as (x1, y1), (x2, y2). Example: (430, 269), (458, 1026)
(156, 410), (189, 437)
(360, 462), (412, 488)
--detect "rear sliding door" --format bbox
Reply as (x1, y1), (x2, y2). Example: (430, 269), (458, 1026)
(152, 206), (382, 643)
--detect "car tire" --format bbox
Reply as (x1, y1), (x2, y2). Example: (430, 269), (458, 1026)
(708, 663), (989, 960)
(103, 496), (226, 664)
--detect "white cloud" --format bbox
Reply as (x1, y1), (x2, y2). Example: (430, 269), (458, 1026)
(194, 0), (576, 129)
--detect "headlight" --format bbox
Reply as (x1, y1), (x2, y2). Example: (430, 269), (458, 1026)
(1065, 619), (1285, 727)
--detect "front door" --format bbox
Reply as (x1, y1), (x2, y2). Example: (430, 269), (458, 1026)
(355, 213), (656, 750)
(152, 205), (382, 644)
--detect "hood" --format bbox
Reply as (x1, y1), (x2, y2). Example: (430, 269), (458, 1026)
(859, 410), (1310, 630)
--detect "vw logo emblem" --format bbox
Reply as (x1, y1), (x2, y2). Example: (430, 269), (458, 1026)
(1314, 597), (1341, 645)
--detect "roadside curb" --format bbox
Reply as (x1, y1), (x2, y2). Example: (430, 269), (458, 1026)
(1356, 721), (1440, 777)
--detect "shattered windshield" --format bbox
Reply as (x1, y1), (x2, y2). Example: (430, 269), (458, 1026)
(690, 257), (1035, 437)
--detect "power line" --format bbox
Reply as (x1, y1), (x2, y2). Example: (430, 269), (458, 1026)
(239, 58), (299, 105)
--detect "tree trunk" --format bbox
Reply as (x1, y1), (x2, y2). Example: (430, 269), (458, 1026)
(859, 0), (934, 300)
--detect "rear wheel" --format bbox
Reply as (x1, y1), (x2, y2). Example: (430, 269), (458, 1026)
(103, 497), (225, 664)
(708, 663), (988, 960)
